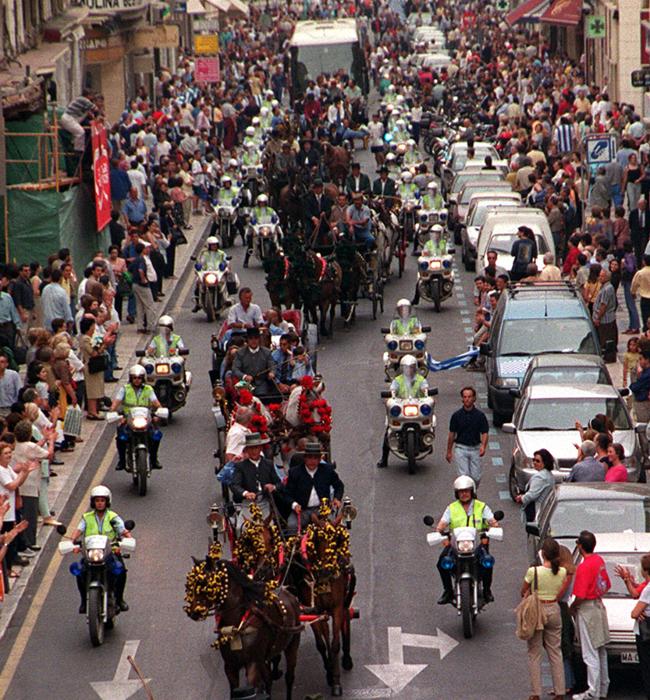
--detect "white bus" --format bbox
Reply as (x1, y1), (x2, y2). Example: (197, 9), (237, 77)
(289, 19), (369, 101)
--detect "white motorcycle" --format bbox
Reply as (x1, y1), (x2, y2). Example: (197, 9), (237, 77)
(241, 165), (266, 205)
(381, 324), (431, 380)
(58, 523), (137, 647)
(247, 221), (282, 264)
(380, 389), (438, 474)
(416, 208), (449, 249)
(135, 348), (192, 418)
(423, 513), (504, 639)
(194, 261), (239, 322)
(212, 203), (239, 248)
(416, 247), (455, 312)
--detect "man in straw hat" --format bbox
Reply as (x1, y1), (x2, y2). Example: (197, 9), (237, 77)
(231, 432), (279, 529)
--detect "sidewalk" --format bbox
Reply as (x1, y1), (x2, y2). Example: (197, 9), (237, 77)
(0, 209), (211, 639)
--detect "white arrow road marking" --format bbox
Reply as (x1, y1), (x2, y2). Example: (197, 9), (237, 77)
(365, 626), (459, 694)
(365, 627), (427, 694)
(400, 628), (459, 660)
(90, 640), (151, 700)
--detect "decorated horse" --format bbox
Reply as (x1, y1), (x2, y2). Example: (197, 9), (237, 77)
(322, 143), (351, 186)
(184, 542), (302, 700)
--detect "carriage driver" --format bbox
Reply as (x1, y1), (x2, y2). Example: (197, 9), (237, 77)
(390, 298), (422, 336)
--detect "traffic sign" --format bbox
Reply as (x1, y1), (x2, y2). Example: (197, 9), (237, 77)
(586, 15), (606, 39)
(585, 134), (617, 166)
(632, 68), (650, 88)
(496, 0), (510, 11)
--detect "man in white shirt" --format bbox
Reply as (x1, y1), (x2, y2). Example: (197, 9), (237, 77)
(227, 287), (264, 329)
(127, 161), (148, 199)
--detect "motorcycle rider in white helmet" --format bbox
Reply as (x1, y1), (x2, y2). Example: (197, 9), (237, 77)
(192, 236), (228, 312)
(110, 365), (163, 471)
(147, 315), (186, 357)
(434, 476), (500, 605)
(390, 298), (422, 335)
(376, 355), (428, 469)
(70, 485), (133, 613)
(245, 194), (279, 268)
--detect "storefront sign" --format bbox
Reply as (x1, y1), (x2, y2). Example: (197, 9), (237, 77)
(91, 121), (112, 231)
(83, 0), (147, 13)
(194, 34), (219, 54)
(195, 57), (220, 83)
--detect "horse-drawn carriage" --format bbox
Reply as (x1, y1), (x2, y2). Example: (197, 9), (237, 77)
(185, 497), (359, 698)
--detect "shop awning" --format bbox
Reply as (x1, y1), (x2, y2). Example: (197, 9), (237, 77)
(505, 0), (551, 25)
(203, 0), (230, 11)
(227, 0), (249, 17)
(539, 0), (582, 26)
(186, 0), (207, 14)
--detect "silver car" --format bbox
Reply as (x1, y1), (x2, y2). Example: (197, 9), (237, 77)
(503, 383), (646, 500)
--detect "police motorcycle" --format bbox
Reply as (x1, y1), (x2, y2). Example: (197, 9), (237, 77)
(379, 355), (438, 474)
(423, 487), (504, 638)
(416, 182), (448, 250)
(57, 486), (136, 647)
(381, 299), (430, 380)
(398, 170), (421, 245)
(192, 236), (239, 322)
(240, 139), (266, 205)
(134, 316), (191, 420)
(107, 366), (167, 497)
(245, 194), (282, 267)
(211, 176), (241, 248)
(415, 225), (455, 312)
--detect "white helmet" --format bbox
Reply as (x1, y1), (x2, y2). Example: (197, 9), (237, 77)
(265, 89), (274, 98)
(206, 236), (220, 247)
(257, 194), (268, 206)
(228, 158), (239, 169)
(385, 153), (396, 163)
(396, 298), (411, 318)
(396, 298), (411, 309)
(407, 139), (416, 148)
(401, 171), (413, 183)
(387, 85), (395, 94)
(427, 181), (438, 191)
(399, 354), (417, 375)
(431, 224), (444, 237)
(396, 119), (406, 128)
(396, 95), (405, 105)
(90, 485), (112, 508)
(453, 475), (476, 494)
(222, 175), (232, 185)
(260, 106), (269, 116)
(245, 126), (255, 137)
(271, 99), (279, 108)
(158, 314), (174, 328)
(129, 364), (146, 380)
(252, 117), (260, 126)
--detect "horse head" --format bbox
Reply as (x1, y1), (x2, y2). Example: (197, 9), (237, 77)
(233, 502), (282, 580)
(183, 542), (229, 621)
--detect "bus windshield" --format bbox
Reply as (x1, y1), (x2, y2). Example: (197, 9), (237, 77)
(292, 43), (364, 95)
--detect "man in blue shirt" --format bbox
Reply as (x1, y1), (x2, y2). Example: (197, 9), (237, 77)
(123, 187), (147, 226)
(631, 352), (650, 422)
(271, 333), (296, 393)
(110, 160), (131, 212)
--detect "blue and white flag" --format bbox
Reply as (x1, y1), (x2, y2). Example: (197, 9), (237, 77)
(426, 347), (479, 372)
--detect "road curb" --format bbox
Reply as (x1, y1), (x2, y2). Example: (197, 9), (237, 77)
(0, 218), (210, 644)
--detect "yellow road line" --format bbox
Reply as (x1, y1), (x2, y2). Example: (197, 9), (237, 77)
(0, 443), (116, 695)
(171, 264), (197, 316)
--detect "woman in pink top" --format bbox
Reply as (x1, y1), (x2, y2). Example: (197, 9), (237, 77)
(605, 443), (628, 482)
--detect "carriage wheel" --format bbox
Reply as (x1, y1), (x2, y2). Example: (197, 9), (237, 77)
(372, 291), (378, 320)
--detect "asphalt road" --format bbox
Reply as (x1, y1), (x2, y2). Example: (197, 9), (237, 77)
(0, 152), (645, 700)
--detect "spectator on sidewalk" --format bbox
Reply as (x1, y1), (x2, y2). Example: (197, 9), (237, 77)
(0, 354), (21, 418)
(41, 269), (73, 333)
(128, 243), (156, 333)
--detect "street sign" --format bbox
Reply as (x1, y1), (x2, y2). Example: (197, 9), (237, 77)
(194, 34), (218, 54)
(496, 0), (509, 11)
(365, 626), (458, 694)
(585, 134), (617, 166)
(632, 68), (650, 88)
(586, 15), (606, 39)
(90, 640), (150, 699)
(195, 57), (220, 83)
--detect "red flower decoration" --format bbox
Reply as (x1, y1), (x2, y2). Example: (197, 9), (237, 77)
(238, 389), (253, 406)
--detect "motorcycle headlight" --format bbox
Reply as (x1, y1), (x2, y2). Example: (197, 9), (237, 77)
(421, 403), (432, 416)
(403, 404), (419, 417)
(414, 339), (425, 351)
(419, 261), (429, 271)
(387, 340), (398, 351)
(261, 226), (271, 236)
(204, 273), (218, 285)
(87, 548), (105, 563)
(144, 363), (155, 375)
(389, 404), (401, 417)
(156, 363), (170, 375)
(457, 539), (475, 553)
(442, 259), (451, 269)
(429, 260), (442, 270)
(171, 362), (182, 374)
(131, 416), (148, 430)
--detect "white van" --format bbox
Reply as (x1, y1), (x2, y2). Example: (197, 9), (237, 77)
(477, 207), (554, 274)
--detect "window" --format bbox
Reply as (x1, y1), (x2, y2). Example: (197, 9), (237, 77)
(499, 318), (597, 357)
(521, 397), (631, 431)
(548, 499), (650, 539)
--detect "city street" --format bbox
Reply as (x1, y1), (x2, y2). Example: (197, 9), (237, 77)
(0, 187), (645, 699)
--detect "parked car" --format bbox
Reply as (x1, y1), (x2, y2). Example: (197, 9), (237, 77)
(461, 192), (522, 271)
(571, 532), (650, 668)
(455, 182), (515, 238)
(524, 482), (650, 562)
(441, 142), (500, 193)
(504, 383), (645, 498)
(476, 207), (554, 274)
(514, 354), (613, 401)
(482, 282), (602, 426)
(447, 168), (504, 204)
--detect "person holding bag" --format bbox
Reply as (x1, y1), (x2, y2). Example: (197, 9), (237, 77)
(78, 317), (105, 421)
(630, 553), (650, 698)
(519, 537), (569, 700)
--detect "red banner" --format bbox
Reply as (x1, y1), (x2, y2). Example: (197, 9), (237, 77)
(91, 120), (112, 231)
